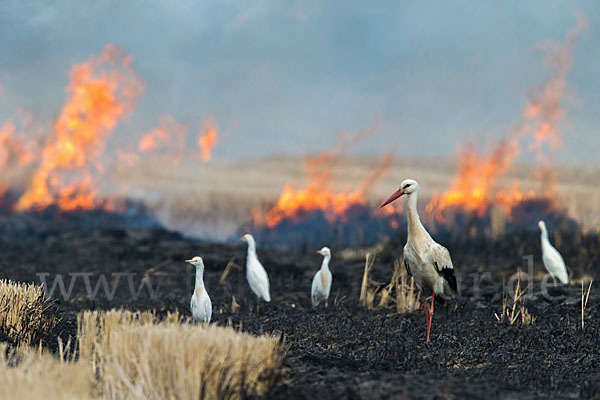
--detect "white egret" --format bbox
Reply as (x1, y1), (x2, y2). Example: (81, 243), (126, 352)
(241, 234), (271, 302)
(312, 247), (332, 307)
(538, 220), (569, 285)
(185, 256), (212, 323)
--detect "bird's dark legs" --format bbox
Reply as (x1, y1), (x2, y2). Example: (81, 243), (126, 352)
(425, 292), (435, 342)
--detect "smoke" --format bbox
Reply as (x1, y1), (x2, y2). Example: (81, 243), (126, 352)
(519, 14), (588, 155)
(427, 17), (586, 222)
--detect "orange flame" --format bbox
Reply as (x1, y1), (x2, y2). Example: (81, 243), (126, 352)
(426, 140), (520, 221)
(198, 119), (218, 162)
(138, 116), (186, 165)
(15, 44), (143, 212)
(253, 131), (392, 228)
(427, 18), (584, 222)
(0, 120), (35, 169)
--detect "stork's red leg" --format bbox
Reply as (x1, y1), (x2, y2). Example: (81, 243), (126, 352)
(424, 297), (431, 343)
(427, 292), (435, 342)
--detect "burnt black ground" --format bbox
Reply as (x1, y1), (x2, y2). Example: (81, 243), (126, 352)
(1, 211), (599, 399)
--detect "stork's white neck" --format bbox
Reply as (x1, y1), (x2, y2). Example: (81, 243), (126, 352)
(406, 191), (431, 245)
(321, 254), (331, 271)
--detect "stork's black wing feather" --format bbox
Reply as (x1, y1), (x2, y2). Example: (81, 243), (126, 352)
(434, 261), (459, 298)
(443, 268), (458, 295)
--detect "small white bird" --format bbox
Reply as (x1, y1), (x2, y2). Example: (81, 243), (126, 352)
(380, 179), (457, 342)
(241, 234), (271, 302)
(538, 220), (569, 285)
(312, 247), (333, 307)
(185, 256), (212, 323)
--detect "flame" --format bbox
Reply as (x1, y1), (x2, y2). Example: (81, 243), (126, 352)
(427, 18), (584, 222)
(0, 120), (35, 169)
(426, 140), (520, 221)
(138, 116), (186, 165)
(254, 152), (393, 228)
(254, 150), (354, 228)
(522, 15), (587, 153)
(253, 119), (388, 228)
(15, 44), (143, 212)
(136, 117), (217, 165)
(197, 119), (218, 162)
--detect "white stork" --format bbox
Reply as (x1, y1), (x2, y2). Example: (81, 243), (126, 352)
(185, 256), (212, 323)
(538, 220), (569, 285)
(241, 234), (271, 302)
(380, 179), (458, 342)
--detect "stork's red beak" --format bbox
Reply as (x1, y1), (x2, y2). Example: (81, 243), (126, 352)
(379, 188), (405, 208)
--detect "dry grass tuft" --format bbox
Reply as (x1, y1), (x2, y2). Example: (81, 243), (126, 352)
(581, 280), (593, 330)
(360, 256), (421, 313)
(231, 295), (240, 313)
(0, 344), (96, 400)
(495, 277), (536, 326)
(393, 259), (421, 313)
(2, 308), (286, 399)
(78, 309), (286, 399)
(359, 253), (376, 309)
(0, 279), (61, 347)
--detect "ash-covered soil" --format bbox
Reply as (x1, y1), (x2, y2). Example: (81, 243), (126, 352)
(1, 211), (599, 399)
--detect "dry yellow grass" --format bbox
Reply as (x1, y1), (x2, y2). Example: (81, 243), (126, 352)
(391, 259), (421, 313)
(360, 255), (421, 313)
(1, 305), (285, 399)
(581, 280), (592, 330)
(494, 277), (536, 326)
(0, 344), (96, 400)
(359, 253), (374, 308)
(78, 309), (286, 399)
(0, 279), (60, 347)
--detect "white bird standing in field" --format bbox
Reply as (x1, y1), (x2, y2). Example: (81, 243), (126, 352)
(241, 234), (271, 302)
(312, 247), (333, 307)
(380, 179), (458, 342)
(538, 220), (569, 285)
(185, 256), (212, 323)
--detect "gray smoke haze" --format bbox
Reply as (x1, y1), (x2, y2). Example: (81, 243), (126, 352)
(0, 0), (598, 164)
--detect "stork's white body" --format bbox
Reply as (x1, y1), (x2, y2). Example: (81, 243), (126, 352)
(242, 234), (271, 302)
(379, 179), (457, 342)
(539, 221), (569, 285)
(186, 257), (212, 323)
(312, 247), (332, 307)
(402, 182), (457, 300)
